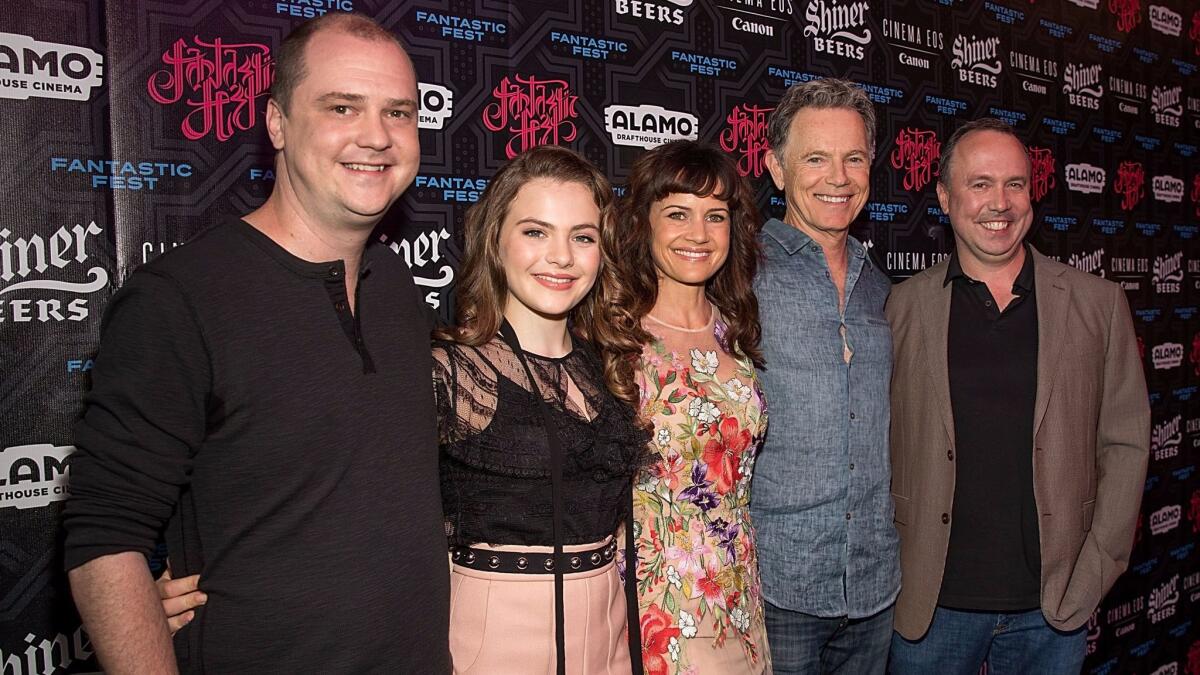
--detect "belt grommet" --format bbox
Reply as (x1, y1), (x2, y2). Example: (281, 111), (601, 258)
(570, 556), (581, 569)
(590, 552), (601, 565)
(465, 551), (476, 564)
(488, 555), (500, 569)
(544, 557), (555, 571)
(516, 557), (528, 570)
(603, 546), (614, 560)
(452, 550), (461, 561)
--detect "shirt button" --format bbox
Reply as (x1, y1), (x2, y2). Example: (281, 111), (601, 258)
(985, 300), (993, 307)
(849, 463), (855, 470)
(849, 412), (856, 420)
(947, 450), (954, 461)
(845, 512), (852, 520)
(328, 266), (341, 278)
(335, 301), (347, 312)
(941, 513), (950, 524)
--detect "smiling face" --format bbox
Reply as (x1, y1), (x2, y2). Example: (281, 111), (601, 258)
(937, 129), (1033, 274)
(765, 107), (871, 242)
(649, 192), (731, 290)
(266, 29), (420, 231)
(499, 179), (603, 324)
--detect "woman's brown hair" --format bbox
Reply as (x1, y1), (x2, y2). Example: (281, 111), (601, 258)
(591, 140), (764, 405)
(434, 145), (615, 345)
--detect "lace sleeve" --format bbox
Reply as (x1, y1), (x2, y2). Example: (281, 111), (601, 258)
(431, 340), (499, 444)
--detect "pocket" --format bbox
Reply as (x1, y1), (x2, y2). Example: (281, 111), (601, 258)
(1081, 499), (1096, 532)
(892, 493), (911, 525)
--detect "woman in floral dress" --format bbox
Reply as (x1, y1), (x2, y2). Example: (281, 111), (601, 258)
(592, 140), (770, 674)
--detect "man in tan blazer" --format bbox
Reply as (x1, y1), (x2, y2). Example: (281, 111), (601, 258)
(885, 118), (1149, 673)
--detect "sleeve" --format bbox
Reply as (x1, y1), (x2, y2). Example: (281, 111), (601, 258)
(62, 269), (211, 571)
(1085, 284), (1150, 597)
(431, 344), (454, 444)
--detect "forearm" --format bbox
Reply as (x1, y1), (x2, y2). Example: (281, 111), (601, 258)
(69, 552), (178, 675)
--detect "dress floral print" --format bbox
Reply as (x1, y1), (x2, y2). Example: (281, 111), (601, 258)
(632, 310), (770, 674)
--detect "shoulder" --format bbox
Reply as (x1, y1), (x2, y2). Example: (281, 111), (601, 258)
(137, 219), (243, 281)
(1034, 251), (1118, 299)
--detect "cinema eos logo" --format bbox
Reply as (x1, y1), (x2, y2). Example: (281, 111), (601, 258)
(482, 75), (578, 159)
(1154, 252), (1184, 293)
(1151, 504), (1182, 535)
(614, 0), (693, 25)
(418, 83), (453, 130)
(883, 18), (943, 71)
(604, 104), (697, 149)
(1152, 85), (1184, 127)
(1153, 342), (1184, 370)
(1065, 163), (1106, 194)
(1148, 574), (1179, 624)
(1009, 50), (1058, 95)
(0, 222), (107, 324)
(803, 0), (872, 60)
(890, 128), (940, 192)
(1151, 5), (1183, 35)
(0, 32), (103, 101)
(1114, 161), (1145, 211)
(719, 104), (773, 177)
(1067, 248), (1104, 277)
(147, 37), (273, 142)
(1062, 63), (1103, 109)
(1153, 414), (1182, 461)
(1153, 175), (1184, 203)
(1027, 147), (1055, 202)
(0, 444), (73, 510)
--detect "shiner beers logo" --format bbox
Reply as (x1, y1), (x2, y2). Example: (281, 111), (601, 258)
(604, 104), (698, 149)
(1152, 85), (1183, 127)
(1152, 414), (1181, 460)
(950, 34), (1002, 88)
(1148, 574), (1179, 624)
(1067, 248), (1104, 277)
(890, 128), (940, 192)
(1062, 63), (1103, 109)
(0, 444), (73, 510)
(1066, 163), (1106, 194)
(1, 222), (108, 324)
(482, 75), (579, 159)
(1154, 252), (1183, 293)
(0, 32), (104, 101)
(147, 36), (273, 142)
(719, 103), (773, 177)
(1027, 147), (1055, 202)
(803, 0), (871, 60)
(1114, 161), (1145, 211)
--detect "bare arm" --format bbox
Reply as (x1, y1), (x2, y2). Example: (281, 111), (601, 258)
(70, 552), (179, 675)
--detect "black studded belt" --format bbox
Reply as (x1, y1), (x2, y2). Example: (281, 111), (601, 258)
(449, 540), (617, 575)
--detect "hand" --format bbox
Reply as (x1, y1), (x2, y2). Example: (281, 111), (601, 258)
(157, 565), (206, 635)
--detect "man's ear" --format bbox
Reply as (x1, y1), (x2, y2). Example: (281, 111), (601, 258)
(935, 181), (949, 214)
(764, 148), (786, 191)
(266, 98), (286, 152)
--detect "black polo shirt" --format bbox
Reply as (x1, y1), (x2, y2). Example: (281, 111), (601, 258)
(939, 247), (1041, 611)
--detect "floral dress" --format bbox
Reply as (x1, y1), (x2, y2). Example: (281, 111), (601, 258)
(631, 308), (770, 675)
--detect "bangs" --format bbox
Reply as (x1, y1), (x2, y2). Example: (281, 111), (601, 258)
(648, 149), (740, 205)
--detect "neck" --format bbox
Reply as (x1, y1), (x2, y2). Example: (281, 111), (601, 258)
(650, 277), (711, 329)
(958, 244), (1026, 287)
(503, 301), (572, 358)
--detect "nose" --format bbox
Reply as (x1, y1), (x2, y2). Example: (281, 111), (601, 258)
(355, 111), (391, 151)
(682, 214), (709, 243)
(990, 186), (1012, 213)
(826, 158), (849, 186)
(545, 232), (574, 268)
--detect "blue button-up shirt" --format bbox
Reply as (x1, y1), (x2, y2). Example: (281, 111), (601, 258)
(750, 218), (900, 619)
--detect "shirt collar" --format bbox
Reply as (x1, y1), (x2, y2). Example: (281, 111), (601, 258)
(943, 243), (1035, 294)
(763, 218), (867, 259)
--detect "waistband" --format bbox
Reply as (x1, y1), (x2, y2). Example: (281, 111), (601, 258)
(450, 539), (617, 575)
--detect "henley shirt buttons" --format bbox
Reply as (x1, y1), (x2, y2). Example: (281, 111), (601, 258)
(335, 301), (347, 312)
(849, 412), (856, 420)
(328, 266), (340, 277)
(941, 513), (950, 524)
(849, 463), (855, 470)
(845, 512), (852, 520)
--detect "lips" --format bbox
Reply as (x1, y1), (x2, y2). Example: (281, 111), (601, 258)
(672, 248), (712, 260)
(342, 162), (388, 172)
(532, 273), (577, 289)
(979, 220), (1011, 231)
(815, 194), (852, 204)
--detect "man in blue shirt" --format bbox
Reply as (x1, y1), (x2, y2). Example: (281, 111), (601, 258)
(751, 78), (899, 675)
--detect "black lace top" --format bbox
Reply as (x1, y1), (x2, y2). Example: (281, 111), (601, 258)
(433, 336), (650, 546)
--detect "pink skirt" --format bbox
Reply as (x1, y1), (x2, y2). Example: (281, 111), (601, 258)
(449, 539), (631, 675)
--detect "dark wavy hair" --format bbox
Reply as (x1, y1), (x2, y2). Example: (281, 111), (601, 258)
(434, 145), (615, 346)
(591, 140), (764, 405)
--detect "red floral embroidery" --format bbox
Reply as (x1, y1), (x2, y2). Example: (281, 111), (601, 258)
(701, 416), (751, 494)
(641, 605), (682, 675)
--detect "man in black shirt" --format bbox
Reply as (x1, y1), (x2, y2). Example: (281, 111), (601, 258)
(886, 118), (1149, 673)
(63, 14), (450, 673)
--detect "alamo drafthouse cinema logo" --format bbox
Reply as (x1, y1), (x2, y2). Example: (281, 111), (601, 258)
(0, 444), (73, 510)
(0, 32), (103, 101)
(605, 104), (698, 149)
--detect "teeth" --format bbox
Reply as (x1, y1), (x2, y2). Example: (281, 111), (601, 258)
(816, 195), (850, 203)
(535, 274), (572, 284)
(674, 249), (709, 259)
(980, 221), (1008, 231)
(344, 163), (386, 172)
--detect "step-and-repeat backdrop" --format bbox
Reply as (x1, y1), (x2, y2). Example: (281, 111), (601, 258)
(2, 1), (1198, 672)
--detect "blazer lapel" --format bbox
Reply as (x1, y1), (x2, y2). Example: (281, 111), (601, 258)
(1033, 249), (1070, 437)
(918, 268), (956, 451)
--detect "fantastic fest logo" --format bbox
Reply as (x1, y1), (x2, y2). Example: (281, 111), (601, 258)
(1114, 161), (1145, 211)
(482, 75), (579, 159)
(0, 222), (107, 324)
(0, 32), (104, 101)
(890, 128), (940, 192)
(1193, 174), (1200, 217)
(1109, 0), (1143, 33)
(0, 444), (73, 510)
(147, 36), (273, 142)
(1192, 12), (1200, 56)
(719, 104), (774, 177)
(1027, 146), (1055, 202)
(1192, 489), (1200, 534)
(1190, 641), (1200, 675)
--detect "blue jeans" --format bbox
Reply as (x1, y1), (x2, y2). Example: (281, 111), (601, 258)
(765, 601), (894, 674)
(888, 606), (1086, 675)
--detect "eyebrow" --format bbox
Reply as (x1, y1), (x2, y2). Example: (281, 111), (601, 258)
(316, 92), (418, 108)
(515, 218), (599, 231)
(659, 203), (729, 212)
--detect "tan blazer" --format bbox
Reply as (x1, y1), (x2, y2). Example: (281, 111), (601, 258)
(885, 247), (1150, 640)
